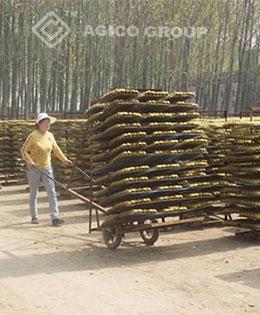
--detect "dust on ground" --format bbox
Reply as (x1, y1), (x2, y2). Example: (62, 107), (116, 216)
(0, 185), (259, 315)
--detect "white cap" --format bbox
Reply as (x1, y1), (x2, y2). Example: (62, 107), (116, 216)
(36, 113), (56, 124)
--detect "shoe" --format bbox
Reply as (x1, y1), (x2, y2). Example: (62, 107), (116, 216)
(31, 217), (39, 224)
(52, 218), (65, 226)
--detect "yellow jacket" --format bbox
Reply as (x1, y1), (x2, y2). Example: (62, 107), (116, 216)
(21, 130), (68, 169)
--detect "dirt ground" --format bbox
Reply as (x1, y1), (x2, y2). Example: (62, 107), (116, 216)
(0, 184), (260, 315)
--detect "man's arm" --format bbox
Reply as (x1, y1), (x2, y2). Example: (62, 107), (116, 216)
(51, 134), (72, 165)
(21, 134), (35, 166)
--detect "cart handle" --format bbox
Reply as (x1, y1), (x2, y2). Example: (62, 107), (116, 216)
(71, 162), (106, 189)
(33, 166), (107, 213)
(71, 162), (91, 180)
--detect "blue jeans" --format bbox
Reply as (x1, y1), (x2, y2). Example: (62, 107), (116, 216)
(27, 166), (60, 220)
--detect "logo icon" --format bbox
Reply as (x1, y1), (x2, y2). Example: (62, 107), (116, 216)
(32, 11), (70, 48)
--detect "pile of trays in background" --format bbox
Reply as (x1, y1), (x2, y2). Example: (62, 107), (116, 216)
(0, 119), (88, 189)
(199, 119), (231, 214)
(51, 119), (88, 188)
(224, 120), (260, 223)
(0, 120), (33, 185)
(200, 118), (260, 228)
(0, 120), (6, 187)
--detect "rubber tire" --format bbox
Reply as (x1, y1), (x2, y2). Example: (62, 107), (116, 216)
(102, 225), (122, 249)
(140, 228), (159, 245)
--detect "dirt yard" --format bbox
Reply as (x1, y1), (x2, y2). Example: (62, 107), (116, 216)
(0, 184), (259, 315)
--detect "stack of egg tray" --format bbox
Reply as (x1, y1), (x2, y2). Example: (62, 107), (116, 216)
(0, 120), (6, 186)
(198, 119), (232, 215)
(50, 119), (88, 188)
(0, 120), (34, 185)
(86, 89), (225, 226)
(223, 119), (260, 223)
(0, 120), (89, 188)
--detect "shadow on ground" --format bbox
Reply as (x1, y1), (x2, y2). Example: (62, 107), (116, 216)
(217, 267), (260, 290)
(0, 234), (258, 279)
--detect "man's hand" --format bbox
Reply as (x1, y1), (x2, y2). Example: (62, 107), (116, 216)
(64, 159), (73, 166)
(27, 160), (36, 168)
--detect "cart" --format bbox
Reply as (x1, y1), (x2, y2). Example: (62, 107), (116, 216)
(224, 219), (260, 240)
(99, 208), (234, 249)
(36, 164), (234, 249)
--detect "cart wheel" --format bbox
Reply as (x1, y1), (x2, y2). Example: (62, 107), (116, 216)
(102, 225), (122, 249)
(140, 229), (159, 246)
